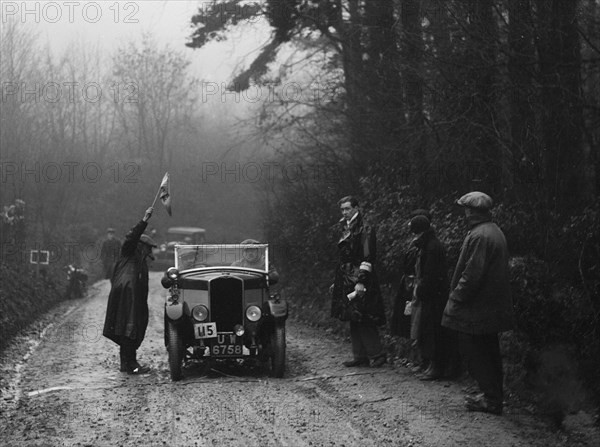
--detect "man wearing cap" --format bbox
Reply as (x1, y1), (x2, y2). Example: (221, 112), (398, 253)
(100, 227), (122, 282)
(331, 196), (386, 368)
(103, 207), (157, 374)
(442, 192), (514, 414)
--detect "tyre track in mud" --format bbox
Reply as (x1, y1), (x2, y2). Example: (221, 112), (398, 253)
(1, 273), (598, 446)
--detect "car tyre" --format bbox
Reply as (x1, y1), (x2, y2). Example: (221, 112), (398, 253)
(167, 320), (183, 381)
(270, 323), (286, 378)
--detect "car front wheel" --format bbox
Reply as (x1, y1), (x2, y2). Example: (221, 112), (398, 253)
(167, 320), (183, 381)
(270, 323), (286, 378)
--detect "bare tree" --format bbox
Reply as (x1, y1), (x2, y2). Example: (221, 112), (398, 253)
(0, 19), (41, 201)
(112, 35), (198, 171)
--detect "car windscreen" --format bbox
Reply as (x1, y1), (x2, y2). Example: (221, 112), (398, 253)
(175, 244), (269, 272)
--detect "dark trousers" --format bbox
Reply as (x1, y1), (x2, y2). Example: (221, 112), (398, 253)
(440, 327), (460, 375)
(458, 332), (504, 406)
(119, 337), (138, 366)
(350, 321), (384, 360)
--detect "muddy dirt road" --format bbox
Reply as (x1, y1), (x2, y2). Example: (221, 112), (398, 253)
(1, 273), (598, 446)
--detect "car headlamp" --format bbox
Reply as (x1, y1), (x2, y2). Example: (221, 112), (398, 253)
(245, 305), (262, 322)
(192, 305), (209, 322)
(167, 267), (179, 280)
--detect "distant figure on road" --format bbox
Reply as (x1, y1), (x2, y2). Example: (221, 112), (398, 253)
(442, 192), (514, 415)
(103, 207), (157, 375)
(330, 196), (386, 368)
(100, 227), (121, 282)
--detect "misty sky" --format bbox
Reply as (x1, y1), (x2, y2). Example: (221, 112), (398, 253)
(0, 1), (277, 241)
(4, 0), (271, 81)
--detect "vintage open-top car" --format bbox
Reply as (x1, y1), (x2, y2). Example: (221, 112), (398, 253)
(160, 243), (288, 381)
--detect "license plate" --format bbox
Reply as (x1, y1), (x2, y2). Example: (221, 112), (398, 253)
(194, 322), (217, 339)
(209, 333), (243, 356)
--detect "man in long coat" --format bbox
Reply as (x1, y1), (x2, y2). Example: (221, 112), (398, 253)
(442, 192), (514, 414)
(103, 207), (156, 374)
(331, 196), (386, 367)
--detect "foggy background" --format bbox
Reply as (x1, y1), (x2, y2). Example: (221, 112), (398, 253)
(1, 0), (276, 253)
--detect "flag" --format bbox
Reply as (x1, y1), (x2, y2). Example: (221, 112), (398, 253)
(159, 172), (172, 216)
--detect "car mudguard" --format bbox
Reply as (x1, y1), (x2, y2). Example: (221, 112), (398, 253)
(165, 301), (183, 320)
(266, 299), (288, 320)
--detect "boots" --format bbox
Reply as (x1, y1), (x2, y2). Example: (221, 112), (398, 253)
(129, 348), (150, 374)
(120, 338), (150, 375)
(119, 346), (128, 372)
(420, 360), (442, 381)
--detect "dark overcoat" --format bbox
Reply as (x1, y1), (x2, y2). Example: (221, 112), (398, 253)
(103, 220), (150, 348)
(411, 229), (449, 357)
(331, 213), (386, 326)
(442, 216), (514, 334)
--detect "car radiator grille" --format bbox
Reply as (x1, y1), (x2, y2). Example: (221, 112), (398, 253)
(210, 277), (243, 332)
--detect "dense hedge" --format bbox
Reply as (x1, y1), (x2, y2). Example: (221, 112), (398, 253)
(0, 262), (67, 352)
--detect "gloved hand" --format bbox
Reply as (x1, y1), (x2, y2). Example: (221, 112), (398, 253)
(143, 207), (154, 222)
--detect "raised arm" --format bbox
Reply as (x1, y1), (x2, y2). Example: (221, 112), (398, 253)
(120, 207), (153, 257)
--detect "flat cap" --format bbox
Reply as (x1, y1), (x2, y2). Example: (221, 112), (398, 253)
(240, 239), (260, 245)
(139, 234), (157, 247)
(106, 227), (115, 233)
(456, 191), (494, 210)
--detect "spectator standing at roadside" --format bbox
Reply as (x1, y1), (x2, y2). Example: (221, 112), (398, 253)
(330, 196), (386, 368)
(103, 207), (157, 375)
(390, 209), (431, 344)
(409, 214), (450, 381)
(442, 192), (514, 414)
(100, 228), (121, 282)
